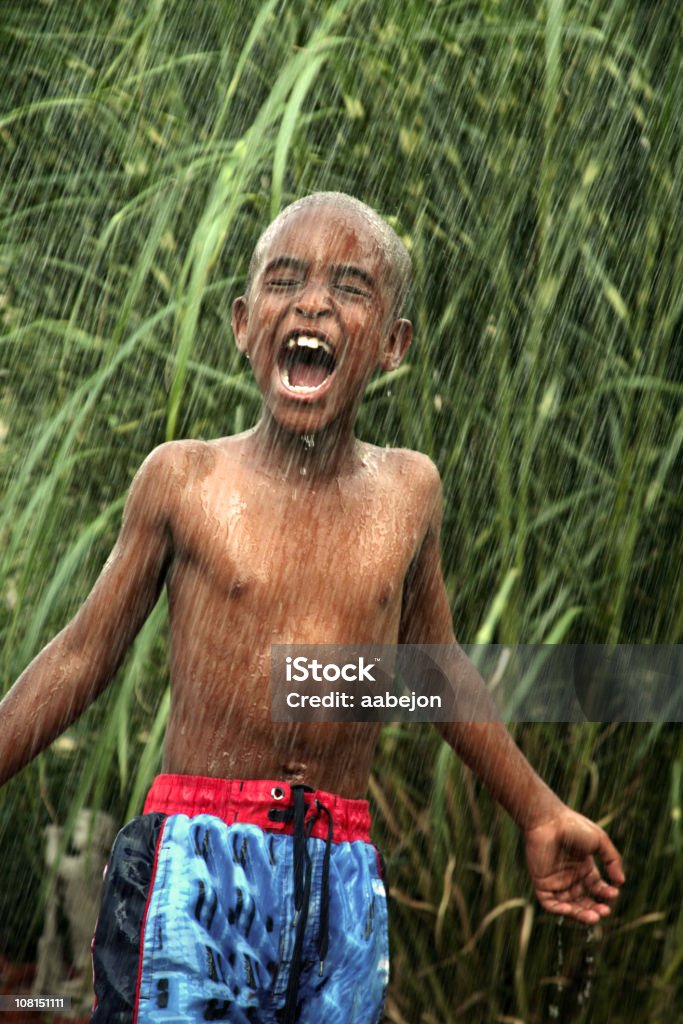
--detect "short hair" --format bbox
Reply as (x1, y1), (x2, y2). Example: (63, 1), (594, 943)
(246, 192), (412, 316)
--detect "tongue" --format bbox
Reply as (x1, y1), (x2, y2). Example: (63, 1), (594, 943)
(289, 361), (329, 388)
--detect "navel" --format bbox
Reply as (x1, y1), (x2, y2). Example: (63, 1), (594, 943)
(228, 579), (247, 599)
(281, 762), (307, 783)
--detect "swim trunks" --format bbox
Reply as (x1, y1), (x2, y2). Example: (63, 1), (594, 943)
(91, 775), (389, 1024)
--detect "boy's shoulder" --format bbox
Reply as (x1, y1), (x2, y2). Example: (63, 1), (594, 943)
(360, 442), (440, 477)
(129, 439), (224, 511)
(359, 443), (442, 500)
(136, 438), (222, 480)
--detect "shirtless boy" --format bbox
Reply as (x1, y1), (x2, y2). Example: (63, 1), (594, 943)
(0, 193), (624, 1024)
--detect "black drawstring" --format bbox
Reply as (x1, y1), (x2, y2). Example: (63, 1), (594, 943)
(315, 800), (333, 972)
(268, 785), (334, 1023)
(291, 785), (308, 914)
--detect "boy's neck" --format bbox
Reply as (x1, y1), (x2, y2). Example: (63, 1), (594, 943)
(248, 410), (360, 482)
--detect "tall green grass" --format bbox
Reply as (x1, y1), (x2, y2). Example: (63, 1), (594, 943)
(1, 0), (681, 1019)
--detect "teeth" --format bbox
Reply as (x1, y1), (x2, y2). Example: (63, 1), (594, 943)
(285, 335), (332, 356)
(279, 365), (327, 393)
(279, 334), (335, 394)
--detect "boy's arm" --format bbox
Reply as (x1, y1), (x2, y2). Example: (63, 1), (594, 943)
(399, 460), (625, 923)
(0, 444), (175, 787)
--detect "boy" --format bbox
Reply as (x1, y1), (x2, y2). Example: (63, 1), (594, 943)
(0, 193), (624, 1024)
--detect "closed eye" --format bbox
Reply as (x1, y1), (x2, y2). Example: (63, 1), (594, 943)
(334, 283), (371, 298)
(268, 278), (301, 288)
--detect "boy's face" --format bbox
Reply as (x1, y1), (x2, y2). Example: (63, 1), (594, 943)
(232, 204), (412, 436)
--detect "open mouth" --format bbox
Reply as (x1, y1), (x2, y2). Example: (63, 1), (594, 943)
(277, 332), (337, 394)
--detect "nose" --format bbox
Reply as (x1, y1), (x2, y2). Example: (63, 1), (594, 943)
(295, 280), (332, 319)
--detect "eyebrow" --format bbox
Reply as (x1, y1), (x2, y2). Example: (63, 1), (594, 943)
(331, 263), (376, 289)
(262, 256), (376, 290)
(263, 256), (307, 275)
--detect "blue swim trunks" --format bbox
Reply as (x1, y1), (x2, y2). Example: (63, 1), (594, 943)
(91, 775), (390, 1023)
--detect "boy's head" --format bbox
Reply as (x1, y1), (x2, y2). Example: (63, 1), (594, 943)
(247, 193), (412, 318)
(232, 192), (413, 436)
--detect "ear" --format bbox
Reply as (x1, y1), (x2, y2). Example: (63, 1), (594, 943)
(378, 318), (412, 371)
(232, 295), (249, 355)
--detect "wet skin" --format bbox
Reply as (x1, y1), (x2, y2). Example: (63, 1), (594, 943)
(163, 205), (425, 794)
(148, 436), (436, 796)
(0, 203), (625, 920)
(0, 204), (430, 799)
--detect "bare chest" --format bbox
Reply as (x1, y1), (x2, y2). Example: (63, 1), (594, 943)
(169, 473), (422, 629)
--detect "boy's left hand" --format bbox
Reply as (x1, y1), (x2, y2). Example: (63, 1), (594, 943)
(524, 809), (625, 924)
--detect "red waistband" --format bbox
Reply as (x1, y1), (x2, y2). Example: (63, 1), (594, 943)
(143, 774), (372, 844)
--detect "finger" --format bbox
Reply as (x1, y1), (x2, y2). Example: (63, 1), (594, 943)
(581, 864), (621, 900)
(537, 874), (615, 908)
(538, 892), (614, 924)
(585, 876), (621, 900)
(556, 818), (624, 881)
(537, 879), (589, 905)
(595, 830), (625, 885)
(533, 858), (601, 893)
(566, 903), (611, 924)
(538, 896), (601, 923)
(545, 857), (622, 901)
(543, 872), (620, 906)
